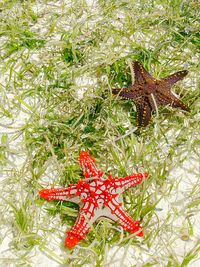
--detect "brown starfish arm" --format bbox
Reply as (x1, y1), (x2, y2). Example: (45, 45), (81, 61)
(162, 70), (188, 86)
(156, 91), (190, 112)
(112, 86), (139, 100)
(112, 87), (128, 95)
(136, 99), (152, 127)
(132, 61), (154, 85)
(108, 203), (144, 236)
(111, 172), (148, 193)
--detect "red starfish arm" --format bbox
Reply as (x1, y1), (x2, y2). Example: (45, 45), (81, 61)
(108, 200), (144, 236)
(39, 185), (80, 201)
(65, 202), (96, 248)
(80, 150), (103, 179)
(111, 172), (148, 193)
(65, 213), (90, 248)
(161, 70), (188, 86)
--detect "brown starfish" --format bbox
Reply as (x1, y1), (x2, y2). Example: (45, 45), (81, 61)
(112, 61), (190, 127)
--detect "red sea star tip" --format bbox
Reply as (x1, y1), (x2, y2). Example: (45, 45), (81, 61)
(65, 234), (82, 248)
(39, 150), (149, 248)
(39, 188), (56, 200)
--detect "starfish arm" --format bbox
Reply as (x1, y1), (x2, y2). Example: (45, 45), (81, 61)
(112, 86), (142, 100)
(65, 212), (90, 248)
(161, 70), (188, 86)
(65, 202), (96, 248)
(39, 185), (80, 201)
(80, 150), (103, 179)
(111, 172), (148, 193)
(112, 87), (130, 96)
(156, 91), (190, 112)
(132, 61), (154, 85)
(136, 98), (152, 127)
(108, 201), (144, 236)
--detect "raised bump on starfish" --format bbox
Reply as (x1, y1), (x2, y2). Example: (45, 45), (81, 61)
(39, 150), (148, 248)
(112, 61), (190, 127)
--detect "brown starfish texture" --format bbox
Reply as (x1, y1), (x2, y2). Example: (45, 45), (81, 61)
(112, 61), (190, 127)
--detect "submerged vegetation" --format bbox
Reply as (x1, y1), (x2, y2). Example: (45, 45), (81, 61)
(0, 0), (199, 266)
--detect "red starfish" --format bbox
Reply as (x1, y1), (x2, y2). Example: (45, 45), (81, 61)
(113, 61), (190, 127)
(39, 151), (148, 248)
